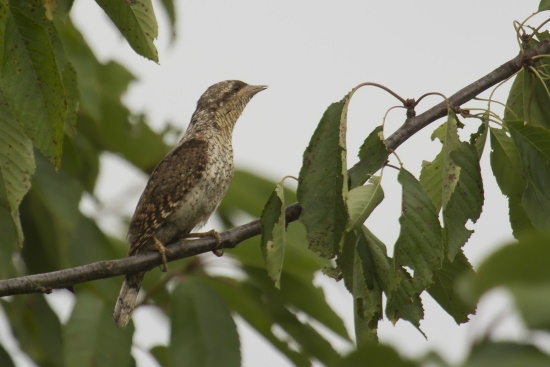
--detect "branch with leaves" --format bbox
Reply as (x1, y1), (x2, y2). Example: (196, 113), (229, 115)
(1, 37), (548, 298)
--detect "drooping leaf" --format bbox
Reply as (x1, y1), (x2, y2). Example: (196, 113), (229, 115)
(297, 99), (348, 258)
(170, 278), (240, 367)
(2, 295), (63, 367)
(346, 175), (384, 231)
(504, 61), (550, 129)
(470, 111), (489, 159)
(0, 173), (18, 278)
(61, 63), (79, 131)
(362, 227), (424, 332)
(0, 89), (34, 244)
(419, 151), (444, 210)
(438, 111), (462, 209)
(352, 229), (382, 344)
(507, 121), (550, 231)
(1, 0), (67, 166)
(419, 112), (462, 211)
(349, 125), (388, 188)
(260, 182), (286, 288)
(443, 142), (484, 260)
(489, 127), (533, 237)
(394, 168), (443, 292)
(427, 250), (475, 324)
(64, 292), (134, 367)
(94, 0), (159, 62)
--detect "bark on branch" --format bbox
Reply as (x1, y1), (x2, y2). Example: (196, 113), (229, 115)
(1, 39), (549, 298)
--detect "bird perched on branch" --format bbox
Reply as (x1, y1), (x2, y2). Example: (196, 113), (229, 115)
(113, 80), (267, 327)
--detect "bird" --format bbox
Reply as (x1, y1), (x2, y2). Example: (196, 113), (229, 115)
(112, 80), (266, 327)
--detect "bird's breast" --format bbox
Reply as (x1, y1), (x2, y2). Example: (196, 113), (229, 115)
(168, 142), (234, 231)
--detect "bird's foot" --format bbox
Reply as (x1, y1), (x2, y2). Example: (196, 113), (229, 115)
(186, 229), (224, 257)
(153, 236), (172, 272)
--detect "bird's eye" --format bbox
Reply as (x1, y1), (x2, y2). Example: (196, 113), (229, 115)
(232, 84), (242, 93)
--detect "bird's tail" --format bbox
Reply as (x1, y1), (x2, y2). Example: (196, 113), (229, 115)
(113, 272), (145, 327)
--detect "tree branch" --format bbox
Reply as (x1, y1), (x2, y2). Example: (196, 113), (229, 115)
(1, 39), (548, 297)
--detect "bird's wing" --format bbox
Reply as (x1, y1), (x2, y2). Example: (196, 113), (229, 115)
(128, 138), (209, 252)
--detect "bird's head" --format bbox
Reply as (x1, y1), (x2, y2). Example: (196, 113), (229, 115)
(191, 80), (267, 134)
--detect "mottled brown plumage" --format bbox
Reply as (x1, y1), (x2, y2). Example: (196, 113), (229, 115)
(113, 80), (266, 327)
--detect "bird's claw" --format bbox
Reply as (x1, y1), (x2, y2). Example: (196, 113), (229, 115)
(153, 236), (172, 272)
(186, 229), (224, 257)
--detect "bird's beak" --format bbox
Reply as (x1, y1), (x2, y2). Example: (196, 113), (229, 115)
(245, 84), (268, 96)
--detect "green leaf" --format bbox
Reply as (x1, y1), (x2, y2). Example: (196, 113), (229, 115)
(507, 121), (550, 231)
(1, 0), (67, 166)
(464, 342), (550, 367)
(2, 295), (63, 367)
(362, 227), (424, 332)
(427, 250), (475, 324)
(0, 175), (18, 278)
(443, 142), (484, 259)
(438, 111), (462, 209)
(470, 112), (489, 159)
(61, 63), (79, 131)
(0, 89), (34, 244)
(419, 150), (444, 210)
(419, 112), (462, 211)
(297, 99), (348, 258)
(349, 125), (388, 188)
(539, 0), (550, 11)
(489, 127), (525, 199)
(394, 168), (443, 292)
(346, 175), (384, 231)
(64, 292), (134, 367)
(260, 182), (286, 288)
(170, 278), (240, 367)
(490, 127), (533, 237)
(95, 0), (159, 62)
(504, 62), (550, 129)
(352, 229), (382, 344)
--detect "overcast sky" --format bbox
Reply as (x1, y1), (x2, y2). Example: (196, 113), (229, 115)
(65, 1), (545, 366)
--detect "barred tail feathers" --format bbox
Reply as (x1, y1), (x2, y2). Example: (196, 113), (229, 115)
(113, 272), (144, 327)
